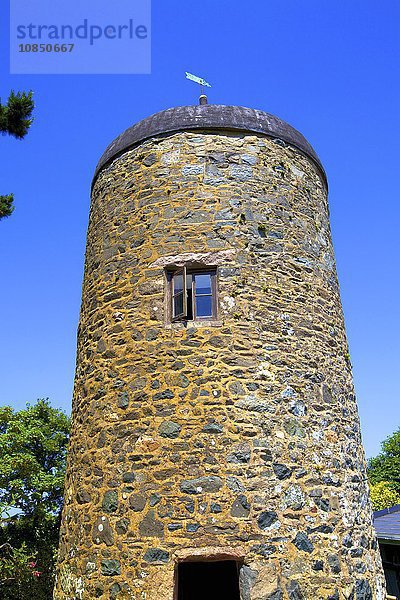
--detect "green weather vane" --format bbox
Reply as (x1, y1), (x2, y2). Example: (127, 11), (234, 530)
(185, 72), (211, 104)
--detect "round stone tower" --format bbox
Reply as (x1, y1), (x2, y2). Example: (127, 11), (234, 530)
(55, 104), (385, 600)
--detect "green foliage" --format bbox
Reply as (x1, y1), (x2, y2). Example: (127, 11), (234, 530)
(0, 91), (34, 139)
(0, 399), (70, 517)
(0, 194), (14, 219)
(0, 542), (45, 600)
(0, 90), (34, 220)
(368, 428), (400, 490)
(0, 399), (70, 599)
(368, 428), (400, 511)
(369, 481), (400, 511)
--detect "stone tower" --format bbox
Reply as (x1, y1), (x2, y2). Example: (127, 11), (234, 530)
(55, 104), (385, 600)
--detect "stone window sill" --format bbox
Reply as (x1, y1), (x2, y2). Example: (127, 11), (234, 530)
(166, 319), (223, 330)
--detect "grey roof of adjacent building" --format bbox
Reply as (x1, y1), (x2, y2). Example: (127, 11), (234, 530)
(93, 104), (326, 185)
(374, 504), (400, 542)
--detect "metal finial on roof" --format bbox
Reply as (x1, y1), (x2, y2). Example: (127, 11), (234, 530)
(185, 72), (211, 105)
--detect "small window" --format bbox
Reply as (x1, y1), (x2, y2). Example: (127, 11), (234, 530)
(168, 267), (217, 322)
(177, 560), (241, 600)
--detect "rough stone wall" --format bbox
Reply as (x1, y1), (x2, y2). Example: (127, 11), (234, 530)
(54, 131), (385, 600)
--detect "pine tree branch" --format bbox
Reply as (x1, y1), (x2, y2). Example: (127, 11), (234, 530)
(0, 91), (34, 139)
(0, 194), (14, 220)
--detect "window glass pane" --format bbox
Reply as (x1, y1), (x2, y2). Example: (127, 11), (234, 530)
(194, 273), (211, 295)
(196, 295), (212, 318)
(174, 293), (184, 317)
(186, 274), (192, 288)
(173, 273), (184, 293)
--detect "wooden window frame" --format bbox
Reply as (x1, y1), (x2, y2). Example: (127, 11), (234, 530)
(171, 267), (187, 320)
(191, 270), (217, 321)
(167, 267), (217, 322)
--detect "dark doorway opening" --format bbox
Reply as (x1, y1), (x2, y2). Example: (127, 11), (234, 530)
(177, 560), (241, 600)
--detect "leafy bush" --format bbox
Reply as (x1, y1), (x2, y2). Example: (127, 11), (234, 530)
(0, 399), (70, 599)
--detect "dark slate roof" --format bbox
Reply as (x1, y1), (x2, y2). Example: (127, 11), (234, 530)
(374, 505), (400, 541)
(93, 104), (326, 185)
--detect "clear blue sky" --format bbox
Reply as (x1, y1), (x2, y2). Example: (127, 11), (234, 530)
(0, 0), (399, 458)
